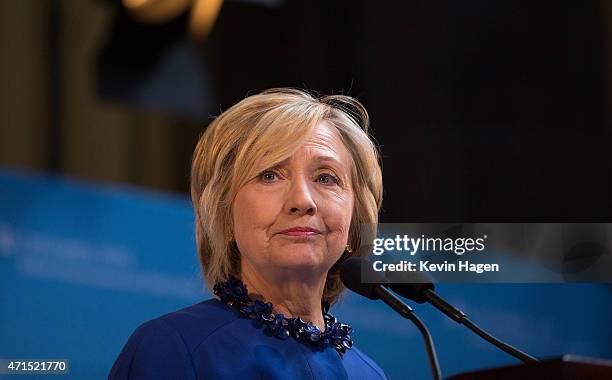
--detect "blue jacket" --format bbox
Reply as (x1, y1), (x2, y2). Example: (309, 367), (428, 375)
(109, 298), (388, 379)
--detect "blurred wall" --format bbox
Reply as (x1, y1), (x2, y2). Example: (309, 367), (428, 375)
(2, 0), (612, 220)
(0, 1), (50, 170)
(0, 0), (200, 193)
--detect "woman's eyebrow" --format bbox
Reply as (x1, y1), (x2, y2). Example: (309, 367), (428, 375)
(268, 156), (348, 173)
(269, 160), (288, 170)
(312, 156), (347, 170)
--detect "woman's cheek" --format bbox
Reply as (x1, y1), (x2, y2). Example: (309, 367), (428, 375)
(326, 212), (351, 240)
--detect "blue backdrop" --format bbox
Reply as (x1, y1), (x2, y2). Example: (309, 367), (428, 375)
(1, 168), (611, 379)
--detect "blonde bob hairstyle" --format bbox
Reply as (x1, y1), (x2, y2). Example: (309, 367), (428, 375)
(190, 88), (383, 305)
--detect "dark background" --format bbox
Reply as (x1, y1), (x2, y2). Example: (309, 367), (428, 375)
(2, 0), (612, 223)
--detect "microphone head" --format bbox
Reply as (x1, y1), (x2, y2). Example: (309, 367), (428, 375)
(386, 269), (435, 304)
(339, 257), (389, 300)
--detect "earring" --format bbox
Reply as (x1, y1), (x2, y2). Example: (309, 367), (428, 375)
(345, 244), (353, 253)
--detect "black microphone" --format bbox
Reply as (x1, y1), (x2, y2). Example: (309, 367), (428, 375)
(340, 258), (442, 380)
(386, 270), (539, 363)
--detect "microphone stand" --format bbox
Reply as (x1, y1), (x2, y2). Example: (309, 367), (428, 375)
(374, 286), (442, 380)
(423, 289), (538, 363)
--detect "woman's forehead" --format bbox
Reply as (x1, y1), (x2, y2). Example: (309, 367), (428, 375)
(277, 122), (351, 168)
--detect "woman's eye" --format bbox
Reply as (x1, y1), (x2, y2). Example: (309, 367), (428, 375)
(260, 171), (278, 183)
(317, 173), (339, 185)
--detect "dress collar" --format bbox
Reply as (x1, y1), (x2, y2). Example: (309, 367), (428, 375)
(213, 275), (353, 355)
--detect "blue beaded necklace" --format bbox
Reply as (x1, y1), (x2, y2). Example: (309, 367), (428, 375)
(213, 276), (353, 355)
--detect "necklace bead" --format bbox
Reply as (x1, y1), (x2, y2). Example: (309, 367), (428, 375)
(213, 276), (353, 355)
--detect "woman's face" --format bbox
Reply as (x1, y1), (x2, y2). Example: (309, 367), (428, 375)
(232, 122), (354, 279)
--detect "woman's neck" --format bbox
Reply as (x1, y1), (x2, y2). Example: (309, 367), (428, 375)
(240, 263), (327, 331)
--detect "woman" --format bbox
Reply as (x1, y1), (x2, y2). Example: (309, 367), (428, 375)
(109, 88), (386, 379)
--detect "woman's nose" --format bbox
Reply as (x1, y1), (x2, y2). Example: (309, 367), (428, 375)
(285, 176), (317, 216)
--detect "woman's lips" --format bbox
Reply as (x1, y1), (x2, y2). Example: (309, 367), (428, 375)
(278, 227), (321, 236)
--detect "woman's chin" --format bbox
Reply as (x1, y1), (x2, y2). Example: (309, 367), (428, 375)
(273, 246), (330, 271)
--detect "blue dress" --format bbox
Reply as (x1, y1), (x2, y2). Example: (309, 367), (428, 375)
(109, 298), (389, 379)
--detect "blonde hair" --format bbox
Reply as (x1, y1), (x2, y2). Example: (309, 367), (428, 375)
(190, 88), (383, 305)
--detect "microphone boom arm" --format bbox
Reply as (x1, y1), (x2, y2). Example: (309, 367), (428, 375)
(423, 289), (538, 363)
(375, 286), (443, 380)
